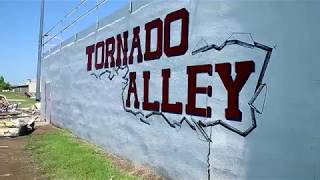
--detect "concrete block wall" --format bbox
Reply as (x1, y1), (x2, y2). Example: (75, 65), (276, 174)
(41, 1), (320, 179)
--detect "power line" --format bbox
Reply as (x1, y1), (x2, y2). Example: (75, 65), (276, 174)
(43, 0), (109, 46)
(44, 0), (89, 36)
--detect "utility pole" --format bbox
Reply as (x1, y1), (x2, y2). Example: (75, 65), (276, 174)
(36, 0), (45, 101)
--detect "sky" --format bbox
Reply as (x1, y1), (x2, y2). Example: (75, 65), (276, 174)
(0, 0), (127, 85)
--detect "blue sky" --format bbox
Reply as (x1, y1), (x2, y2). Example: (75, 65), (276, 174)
(0, 0), (127, 85)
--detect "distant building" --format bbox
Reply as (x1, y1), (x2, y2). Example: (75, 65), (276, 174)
(25, 79), (36, 94)
(10, 84), (28, 93)
(11, 79), (37, 95)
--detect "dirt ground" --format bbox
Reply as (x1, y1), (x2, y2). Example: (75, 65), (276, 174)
(0, 124), (160, 180)
(0, 125), (53, 180)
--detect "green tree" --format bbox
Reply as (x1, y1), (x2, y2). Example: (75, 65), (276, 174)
(0, 76), (10, 90)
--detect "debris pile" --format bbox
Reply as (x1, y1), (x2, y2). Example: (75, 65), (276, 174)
(0, 95), (40, 137)
(0, 95), (17, 112)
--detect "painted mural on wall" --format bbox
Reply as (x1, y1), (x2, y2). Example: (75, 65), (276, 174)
(85, 7), (272, 178)
(42, 1), (320, 179)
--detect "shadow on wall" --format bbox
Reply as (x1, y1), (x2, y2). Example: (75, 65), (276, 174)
(232, 2), (320, 179)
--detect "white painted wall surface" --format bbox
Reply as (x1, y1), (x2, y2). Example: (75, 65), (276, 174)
(26, 79), (36, 93)
(41, 1), (320, 179)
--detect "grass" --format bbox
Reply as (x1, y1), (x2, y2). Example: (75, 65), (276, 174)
(0, 91), (36, 108)
(26, 128), (140, 180)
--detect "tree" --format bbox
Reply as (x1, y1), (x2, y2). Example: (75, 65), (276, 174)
(0, 76), (10, 90)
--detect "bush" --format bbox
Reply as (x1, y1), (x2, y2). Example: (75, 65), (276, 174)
(0, 76), (11, 90)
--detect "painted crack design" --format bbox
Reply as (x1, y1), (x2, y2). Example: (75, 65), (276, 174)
(91, 34), (273, 141)
(91, 34), (273, 179)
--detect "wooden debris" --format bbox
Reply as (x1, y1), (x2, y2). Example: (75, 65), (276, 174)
(0, 94), (39, 137)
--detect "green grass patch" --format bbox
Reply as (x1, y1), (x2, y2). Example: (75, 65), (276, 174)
(26, 128), (140, 180)
(1, 92), (36, 108)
